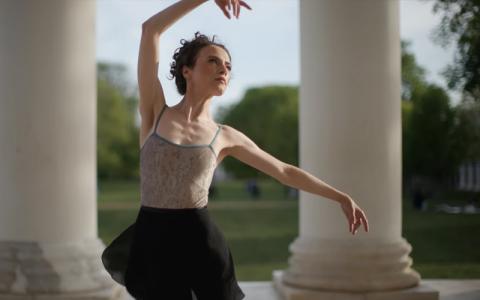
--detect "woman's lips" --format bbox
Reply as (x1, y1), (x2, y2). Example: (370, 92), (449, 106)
(215, 79), (226, 84)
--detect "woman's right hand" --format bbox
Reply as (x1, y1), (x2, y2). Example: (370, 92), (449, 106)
(214, 0), (252, 19)
(339, 194), (369, 235)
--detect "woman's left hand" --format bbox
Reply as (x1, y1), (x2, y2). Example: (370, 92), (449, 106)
(339, 194), (369, 235)
(214, 0), (252, 19)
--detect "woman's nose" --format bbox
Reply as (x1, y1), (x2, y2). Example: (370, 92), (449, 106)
(219, 64), (229, 74)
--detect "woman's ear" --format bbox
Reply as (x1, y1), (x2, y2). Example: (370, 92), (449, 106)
(182, 66), (190, 80)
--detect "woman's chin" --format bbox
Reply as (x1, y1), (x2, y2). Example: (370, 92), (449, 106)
(213, 87), (226, 96)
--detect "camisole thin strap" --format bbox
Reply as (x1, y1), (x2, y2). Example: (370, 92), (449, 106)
(154, 104), (167, 132)
(209, 124), (222, 147)
(153, 104), (221, 151)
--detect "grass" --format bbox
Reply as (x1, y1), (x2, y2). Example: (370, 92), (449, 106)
(98, 177), (291, 203)
(98, 178), (480, 280)
(402, 194), (480, 278)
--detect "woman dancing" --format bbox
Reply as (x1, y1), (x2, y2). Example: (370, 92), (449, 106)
(102, 0), (369, 299)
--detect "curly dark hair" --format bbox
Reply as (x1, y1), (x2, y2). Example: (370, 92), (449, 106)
(168, 31), (231, 95)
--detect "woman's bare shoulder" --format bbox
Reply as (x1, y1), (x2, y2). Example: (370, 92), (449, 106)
(216, 124), (288, 182)
(218, 124), (255, 150)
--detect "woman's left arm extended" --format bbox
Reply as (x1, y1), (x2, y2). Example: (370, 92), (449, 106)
(222, 125), (369, 235)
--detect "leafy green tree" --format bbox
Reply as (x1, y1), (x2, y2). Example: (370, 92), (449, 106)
(402, 40), (428, 101)
(97, 62), (139, 180)
(219, 85), (298, 179)
(431, 0), (480, 101)
(400, 41), (464, 193)
(402, 40), (430, 187)
(402, 99), (414, 184)
(409, 84), (458, 186)
(97, 62), (137, 99)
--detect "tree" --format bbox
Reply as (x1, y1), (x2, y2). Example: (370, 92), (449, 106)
(408, 84), (457, 184)
(400, 41), (461, 194)
(219, 85), (298, 179)
(431, 0), (480, 101)
(97, 62), (137, 99)
(401, 40), (428, 101)
(97, 62), (139, 180)
(401, 40), (431, 189)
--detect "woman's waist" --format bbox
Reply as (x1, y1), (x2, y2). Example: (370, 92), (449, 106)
(140, 204), (208, 213)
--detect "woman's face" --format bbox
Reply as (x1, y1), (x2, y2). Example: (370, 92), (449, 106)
(183, 45), (231, 97)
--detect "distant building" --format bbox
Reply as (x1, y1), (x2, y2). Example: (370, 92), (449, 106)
(455, 160), (480, 192)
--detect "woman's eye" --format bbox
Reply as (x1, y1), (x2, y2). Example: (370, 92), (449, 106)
(209, 58), (231, 70)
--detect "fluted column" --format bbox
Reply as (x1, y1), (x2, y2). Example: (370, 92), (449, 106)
(273, 1), (438, 299)
(0, 0), (124, 298)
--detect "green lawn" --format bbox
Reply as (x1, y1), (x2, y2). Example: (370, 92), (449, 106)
(98, 178), (480, 280)
(402, 195), (480, 278)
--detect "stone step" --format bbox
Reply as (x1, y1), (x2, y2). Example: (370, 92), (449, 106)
(116, 278), (479, 300)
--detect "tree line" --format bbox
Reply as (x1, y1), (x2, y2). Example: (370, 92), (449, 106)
(97, 40), (479, 196)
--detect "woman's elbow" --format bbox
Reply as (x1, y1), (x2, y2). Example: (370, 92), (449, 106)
(279, 163), (295, 185)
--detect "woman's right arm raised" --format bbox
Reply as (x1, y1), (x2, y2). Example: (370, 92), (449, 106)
(138, 0), (208, 120)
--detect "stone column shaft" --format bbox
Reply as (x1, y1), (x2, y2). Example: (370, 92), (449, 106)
(274, 1), (438, 299)
(0, 0), (122, 298)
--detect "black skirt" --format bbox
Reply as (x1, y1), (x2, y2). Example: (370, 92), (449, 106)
(101, 205), (245, 300)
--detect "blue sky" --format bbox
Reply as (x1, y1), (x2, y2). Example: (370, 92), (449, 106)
(96, 0), (458, 120)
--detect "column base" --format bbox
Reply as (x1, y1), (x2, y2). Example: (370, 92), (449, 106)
(282, 236), (422, 291)
(273, 270), (439, 300)
(0, 238), (128, 299)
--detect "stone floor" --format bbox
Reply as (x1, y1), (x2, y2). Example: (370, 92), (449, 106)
(120, 279), (480, 300)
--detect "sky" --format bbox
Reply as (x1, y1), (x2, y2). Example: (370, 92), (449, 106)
(96, 0), (458, 120)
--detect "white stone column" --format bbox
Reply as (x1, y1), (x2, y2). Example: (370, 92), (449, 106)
(0, 0), (124, 298)
(273, 1), (438, 299)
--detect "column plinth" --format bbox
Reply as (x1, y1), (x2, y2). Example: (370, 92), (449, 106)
(282, 237), (420, 292)
(0, 239), (121, 295)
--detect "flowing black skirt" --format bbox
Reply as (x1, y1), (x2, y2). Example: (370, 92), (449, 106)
(101, 205), (245, 300)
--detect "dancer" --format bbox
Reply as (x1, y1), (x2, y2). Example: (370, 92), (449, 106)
(102, 0), (369, 299)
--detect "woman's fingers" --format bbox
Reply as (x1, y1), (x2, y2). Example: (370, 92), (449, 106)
(237, 0), (252, 18)
(352, 218), (360, 234)
(341, 197), (355, 234)
(352, 211), (369, 234)
(351, 212), (357, 233)
(352, 217), (358, 234)
(233, 1), (238, 18)
(240, 0), (252, 10)
(350, 211), (356, 234)
(234, 0), (242, 19)
(361, 211), (369, 232)
(227, 0), (233, 19)
(223, 7), (231, 19)
(214, 0), (231, 19)
(215, 0), (252, 20)
(340, 195), (368, 235)
(357, 211), (368, 232)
